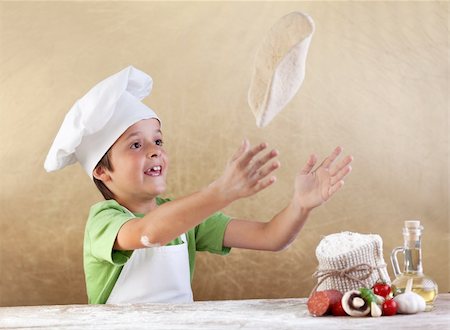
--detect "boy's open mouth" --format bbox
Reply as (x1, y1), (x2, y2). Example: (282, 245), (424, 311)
(144, 165), (162, 177)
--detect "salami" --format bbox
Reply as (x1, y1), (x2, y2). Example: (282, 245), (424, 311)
(307, 290), (343, 316)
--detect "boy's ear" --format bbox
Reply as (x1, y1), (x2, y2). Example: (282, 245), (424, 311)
(92, 166), (111, 182)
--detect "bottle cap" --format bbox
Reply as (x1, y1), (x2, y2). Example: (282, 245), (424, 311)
(403, 220), (423, 238)
(405, 220), (421, 228)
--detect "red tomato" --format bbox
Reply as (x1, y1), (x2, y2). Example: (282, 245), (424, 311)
(372, 282), (391, 298)
(382, 299), (397, 316)
(331, 300), (348, 316)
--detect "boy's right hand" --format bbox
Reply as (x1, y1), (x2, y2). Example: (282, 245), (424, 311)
(209, 139), (280, 204)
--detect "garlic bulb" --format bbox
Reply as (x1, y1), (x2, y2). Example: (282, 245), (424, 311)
(393, 279), (426, 314)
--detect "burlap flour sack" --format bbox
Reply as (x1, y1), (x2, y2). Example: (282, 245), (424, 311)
(313, 232), (391, 293)
(248, 12), (315, 127)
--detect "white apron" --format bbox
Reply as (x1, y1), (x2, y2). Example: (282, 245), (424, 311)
(106, 233), (193, 304)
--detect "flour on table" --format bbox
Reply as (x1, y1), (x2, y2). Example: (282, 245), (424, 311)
(248, 12), (315, 127)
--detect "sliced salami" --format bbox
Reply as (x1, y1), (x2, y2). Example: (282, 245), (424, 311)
(307, 290), (343, 316)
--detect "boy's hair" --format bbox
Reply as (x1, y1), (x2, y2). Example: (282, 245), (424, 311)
(93, 151), (115, 200)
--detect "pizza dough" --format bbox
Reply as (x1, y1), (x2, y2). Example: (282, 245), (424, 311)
(248, 12), (315, 127)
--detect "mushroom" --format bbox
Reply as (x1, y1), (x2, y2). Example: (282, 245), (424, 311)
(341, 290), (371, 317)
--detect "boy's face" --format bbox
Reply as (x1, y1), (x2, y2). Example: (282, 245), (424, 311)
(103, 118), (168, 205)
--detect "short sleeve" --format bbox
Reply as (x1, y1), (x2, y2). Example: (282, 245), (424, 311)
(194, 212), (232, 255)
(86, 200), (135, 265)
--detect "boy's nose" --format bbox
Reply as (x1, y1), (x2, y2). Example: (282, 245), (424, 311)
(147, 148), (162, 158)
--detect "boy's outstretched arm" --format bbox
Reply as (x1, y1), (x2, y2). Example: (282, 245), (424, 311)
(114, 139), (280, 250)
(223, 147), (353, 251)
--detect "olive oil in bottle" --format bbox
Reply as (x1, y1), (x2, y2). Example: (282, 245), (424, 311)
(390, 220), (438, 311)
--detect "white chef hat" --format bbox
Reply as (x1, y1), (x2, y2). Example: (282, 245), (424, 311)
(44, 66), (160, 179)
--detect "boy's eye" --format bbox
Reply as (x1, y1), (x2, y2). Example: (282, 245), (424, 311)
(155, 139), (164, 146)
(131, 142), (142, 149)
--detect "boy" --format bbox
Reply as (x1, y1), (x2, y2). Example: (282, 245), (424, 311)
(45, 66), (352, 304)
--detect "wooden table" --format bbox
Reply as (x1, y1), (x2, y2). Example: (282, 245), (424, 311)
(1, 294), (449, 329)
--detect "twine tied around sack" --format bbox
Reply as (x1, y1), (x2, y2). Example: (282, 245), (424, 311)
(309, 263), (386, 298)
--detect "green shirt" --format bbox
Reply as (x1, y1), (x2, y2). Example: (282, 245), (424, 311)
(83, 197), (231, 304)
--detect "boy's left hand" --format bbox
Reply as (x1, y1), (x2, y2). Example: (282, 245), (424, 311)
(294, 146), (353, 211)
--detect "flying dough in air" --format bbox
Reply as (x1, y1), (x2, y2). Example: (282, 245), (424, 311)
(248, 12), (315, 127)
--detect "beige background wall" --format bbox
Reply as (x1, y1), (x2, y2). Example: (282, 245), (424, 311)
(0, 1), (448, 306)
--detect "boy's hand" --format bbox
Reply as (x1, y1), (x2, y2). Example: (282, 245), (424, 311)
(210, 139), (280, 204)
(294, 146), (353, 211)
